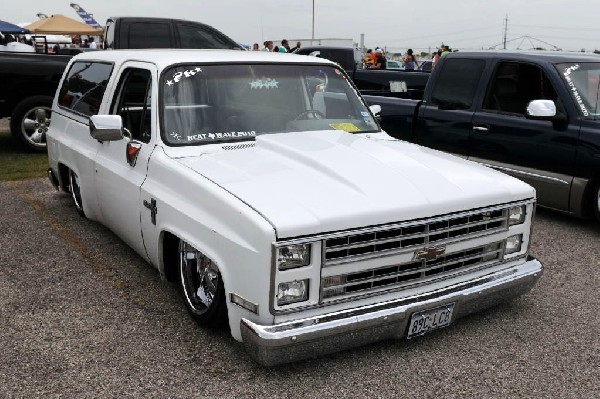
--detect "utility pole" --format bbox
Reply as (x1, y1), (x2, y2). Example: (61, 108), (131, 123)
(312, 0), (315, 40)
(503, 14), (508, 50)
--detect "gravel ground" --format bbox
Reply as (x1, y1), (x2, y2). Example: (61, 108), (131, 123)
(0, 178), (598, 398)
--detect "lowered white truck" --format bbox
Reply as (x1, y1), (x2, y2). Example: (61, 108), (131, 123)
(46, 49), (542, 365)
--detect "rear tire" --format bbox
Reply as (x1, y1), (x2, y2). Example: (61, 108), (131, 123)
(68, 169), (85, 217)
(594, 182), (600, 222)
(179, 240), (227, 327)
(10, 95), (53, 152)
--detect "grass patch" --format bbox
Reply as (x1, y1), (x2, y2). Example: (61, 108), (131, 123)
(0, 130), (48, 181)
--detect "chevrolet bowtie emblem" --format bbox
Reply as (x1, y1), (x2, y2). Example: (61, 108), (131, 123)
(414, 246), (446, 262)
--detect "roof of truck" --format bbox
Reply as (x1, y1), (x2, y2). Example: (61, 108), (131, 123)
(445, 50), (600, 63)
(70, 49), (336, 70)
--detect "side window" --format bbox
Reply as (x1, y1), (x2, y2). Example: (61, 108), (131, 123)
(483, 62), (559, 115)
(430, 59), (485, 109)
(111, 68), (152, 143)
(129, 22), (171, 48)
(58, 61), (113, 116)
(176, 23), (238, 49)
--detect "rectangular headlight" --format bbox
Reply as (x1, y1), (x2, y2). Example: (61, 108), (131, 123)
(277, 244), (311, 270)
(277, 280), (309, 306)
(505, 234), (523, 255)
(508, 205), (526, 226)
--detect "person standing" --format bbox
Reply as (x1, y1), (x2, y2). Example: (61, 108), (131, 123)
(88, 37), (97, 49)
(402, 48), (418, 70)
(262, 41), (273, 52)
(289, 41), (301, 52)
(278, 39), (290, 53)
(252, 43), (260, 51)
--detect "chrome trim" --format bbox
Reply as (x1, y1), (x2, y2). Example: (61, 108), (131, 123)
(230, 293), (259, 314)
(242, 257), (543, 366)
(479, 163), (569, 186)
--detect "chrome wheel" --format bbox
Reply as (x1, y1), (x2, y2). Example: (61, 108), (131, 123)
(10, 95), (53, 152)
(179, 240), (226, 326)
(21, 106), (51, 148)
(69, 169), (84, 216)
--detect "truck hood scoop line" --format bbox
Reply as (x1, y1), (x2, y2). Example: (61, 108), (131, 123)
(175, 131), (534, 238)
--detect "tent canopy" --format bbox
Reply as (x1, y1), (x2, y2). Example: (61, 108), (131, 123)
(0, 19), (30, 34)
(25, 14), (102, 35)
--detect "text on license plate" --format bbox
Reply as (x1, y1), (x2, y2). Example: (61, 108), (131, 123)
(407, 303), (455, 339)
(390, 80), (407, 92)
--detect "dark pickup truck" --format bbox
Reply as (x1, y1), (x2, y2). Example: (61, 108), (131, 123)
(0, 17), (242, 151)
(365, 51), (600, 220)
(294, 46), (430, 100)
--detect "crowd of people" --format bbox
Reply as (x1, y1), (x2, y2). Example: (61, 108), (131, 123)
(363, 44), (454, 70)
(251, 39), (302, 53)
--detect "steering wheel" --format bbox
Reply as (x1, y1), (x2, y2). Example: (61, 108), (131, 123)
(294, 109), (326, 120)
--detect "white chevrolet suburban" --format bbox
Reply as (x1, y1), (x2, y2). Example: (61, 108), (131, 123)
(46, 49), (543, 365)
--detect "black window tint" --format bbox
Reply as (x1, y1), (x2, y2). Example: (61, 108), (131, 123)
(483, 62), (559, 115)
(58, 61), (113, 116)
(431, 59), (485, 109)
(129, 22), (171, 48)
(177, 23), (239, 49)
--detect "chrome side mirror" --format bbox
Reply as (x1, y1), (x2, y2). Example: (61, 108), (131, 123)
(526, 100), (556, 119)
(369, 104), (382, 122)
(89, 115), (124, 141)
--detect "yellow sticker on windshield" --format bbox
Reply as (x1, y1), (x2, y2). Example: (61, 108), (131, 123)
(329, 123), (361, 132)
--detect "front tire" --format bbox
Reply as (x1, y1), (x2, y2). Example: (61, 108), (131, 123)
(10, 95), (53, 152)
(179, 240), (227, 327)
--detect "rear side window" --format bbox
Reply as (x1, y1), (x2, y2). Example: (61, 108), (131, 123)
(129, 22), (171, 48)
(177, 23), (240, 49)
(58, 61), (113, 116)
(430, 58), (485, 109)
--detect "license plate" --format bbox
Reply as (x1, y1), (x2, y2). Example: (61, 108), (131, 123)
(390, 80), (407, 92)
(407, 303), (455, 338)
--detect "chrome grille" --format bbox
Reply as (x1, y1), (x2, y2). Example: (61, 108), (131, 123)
(321, 241), (505, 300)
(324, 208), (507, 265)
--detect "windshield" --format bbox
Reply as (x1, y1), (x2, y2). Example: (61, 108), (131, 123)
(161, 63), (379, 145)
(556, 62), (600, 118)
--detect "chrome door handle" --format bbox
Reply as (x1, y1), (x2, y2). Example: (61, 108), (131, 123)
(472, 125), (489, 133)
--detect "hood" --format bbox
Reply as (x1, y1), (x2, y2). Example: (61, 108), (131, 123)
(172, 131), (535, 239)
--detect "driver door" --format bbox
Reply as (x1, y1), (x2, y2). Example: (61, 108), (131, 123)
(94, 62), (157, 260)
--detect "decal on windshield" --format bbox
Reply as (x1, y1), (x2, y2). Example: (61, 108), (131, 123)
(329, 123), (361, 133)
(562, 64), (589, 116)
(165, 67), (202, 86)
(169, 132), (183, 141)
(187, 131), (257, 141)
(249, 78), (279, 89)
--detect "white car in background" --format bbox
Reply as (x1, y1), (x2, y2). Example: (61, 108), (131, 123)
(46, 49), (543, 365)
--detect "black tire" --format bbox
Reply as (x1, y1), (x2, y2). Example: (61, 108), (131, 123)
(10, 95), (53, 152)
(179, 240), (228, 327)
(68, 169), (85, 217)
(593, 182), (600, 222)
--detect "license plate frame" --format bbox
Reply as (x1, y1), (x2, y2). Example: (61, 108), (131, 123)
(390, 80), (407, 93)
(407, 302), (455, 339)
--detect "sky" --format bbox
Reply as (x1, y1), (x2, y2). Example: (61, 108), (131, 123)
(3, 0), (600, 53)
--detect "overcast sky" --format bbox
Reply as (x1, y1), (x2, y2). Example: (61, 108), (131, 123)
(4, 0), (600, 53)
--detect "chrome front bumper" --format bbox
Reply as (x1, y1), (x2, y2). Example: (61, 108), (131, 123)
(241, 257), (542, 366)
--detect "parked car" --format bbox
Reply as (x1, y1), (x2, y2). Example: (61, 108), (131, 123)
(364, 50), (600, 220)
(386, 59), (404, 70)
(47, 49), (542, 365)
(0, 17), (243, 152)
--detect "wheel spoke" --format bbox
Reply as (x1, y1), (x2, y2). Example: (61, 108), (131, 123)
(30, 131), (44, 143)
(23, 118), (37, 130)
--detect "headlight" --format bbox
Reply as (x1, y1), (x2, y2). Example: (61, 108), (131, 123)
(277, 244), (311, 270)
(277, 280), (309, 306)
(505, 234), (523, 255)
(508, 205), (526, 226)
